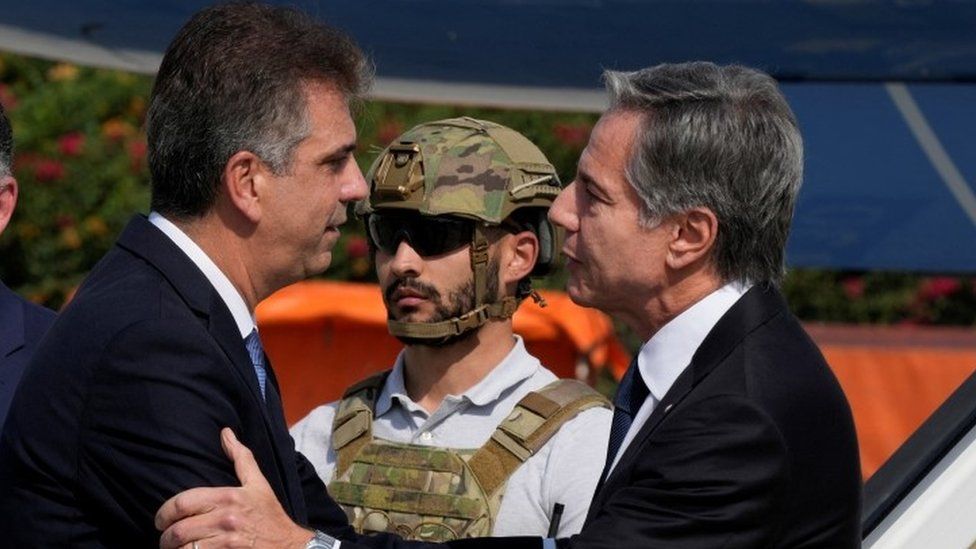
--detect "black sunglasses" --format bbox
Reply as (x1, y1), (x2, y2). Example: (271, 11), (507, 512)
(366, 212), (475, 257)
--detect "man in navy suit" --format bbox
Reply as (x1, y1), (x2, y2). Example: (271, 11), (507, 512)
(160, 62), (862, 549)
(0, 5), (442, 548)
(0, 103), (56, 429)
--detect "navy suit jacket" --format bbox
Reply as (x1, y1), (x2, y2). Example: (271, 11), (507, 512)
(0, 281), (56, 428)
(449, 285), (862, 549)
(0, 216), (432, 549)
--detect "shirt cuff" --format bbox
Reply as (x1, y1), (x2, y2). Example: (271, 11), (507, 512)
(542, 538), (557, 549)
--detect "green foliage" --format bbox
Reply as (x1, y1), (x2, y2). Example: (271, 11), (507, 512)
(1, 52), (974, 326)
(0, 54), (151, 307)
(783, 270), (976, 326)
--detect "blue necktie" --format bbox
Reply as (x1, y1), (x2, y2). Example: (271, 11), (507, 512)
(601, 358), (650, 480)
(244, 328), (267, 400)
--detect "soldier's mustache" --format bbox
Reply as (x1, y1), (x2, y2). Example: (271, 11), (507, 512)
(384, 278), (442, 304)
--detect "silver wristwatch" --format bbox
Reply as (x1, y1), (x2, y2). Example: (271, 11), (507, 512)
(304, 530), (338, 549)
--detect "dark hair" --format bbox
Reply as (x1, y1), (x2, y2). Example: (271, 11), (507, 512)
(604, 62), (803, 285)
(0, 103), (12, 177)
(147, 2), (371, 218)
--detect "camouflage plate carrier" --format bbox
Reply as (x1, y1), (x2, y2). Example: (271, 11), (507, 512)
(328, 373), (610, 541)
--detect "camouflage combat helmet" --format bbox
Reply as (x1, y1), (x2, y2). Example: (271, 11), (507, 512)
(359, 117), (562, 342)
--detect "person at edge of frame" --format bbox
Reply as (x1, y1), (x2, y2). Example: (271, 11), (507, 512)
(0, 102), (57, 430)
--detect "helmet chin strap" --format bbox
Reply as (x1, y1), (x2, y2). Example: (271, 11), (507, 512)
(386, 225), (521, 341)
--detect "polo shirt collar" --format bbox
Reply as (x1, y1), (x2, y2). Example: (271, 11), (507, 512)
(376, 335), (538, 417)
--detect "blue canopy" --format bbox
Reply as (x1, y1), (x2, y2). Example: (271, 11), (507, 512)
(1, 0), (974, 271)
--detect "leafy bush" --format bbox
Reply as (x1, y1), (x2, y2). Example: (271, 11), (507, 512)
(0, 54), (151, 306)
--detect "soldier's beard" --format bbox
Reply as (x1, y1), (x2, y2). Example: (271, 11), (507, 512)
(385, 258), (500, 348)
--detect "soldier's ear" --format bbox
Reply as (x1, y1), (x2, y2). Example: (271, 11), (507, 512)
(501, 229), (539, 284)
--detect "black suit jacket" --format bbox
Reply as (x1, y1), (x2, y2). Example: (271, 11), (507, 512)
(0, 281), (56, 429)
(450, 285), (861, 549)
(0, 216), (429, 549)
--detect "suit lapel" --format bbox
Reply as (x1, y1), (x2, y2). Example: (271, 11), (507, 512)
(263, 365), (308, 521)
(114, 215), (300, 515)
(0, 283), (26, 360)
(588, 285), (786, 517)
(205, 293), (269, 411)
(588, 365), (695, 516)
(205, 291), (302, 516)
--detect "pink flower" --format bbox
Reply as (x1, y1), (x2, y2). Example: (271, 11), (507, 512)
(128, 139), (147, 171)
(841, 276), (865, 300)
(35, 158), (65, 182)
(918, 277), (962, 301)
(345, 235), (369, 259)
(377, 119), (404, 146)
(553, 122), (591, 148)
(58, 132), (85, 157)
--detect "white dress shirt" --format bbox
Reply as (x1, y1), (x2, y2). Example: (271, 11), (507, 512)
(148, 212), (255, 338)
(607, 281), (751, 475)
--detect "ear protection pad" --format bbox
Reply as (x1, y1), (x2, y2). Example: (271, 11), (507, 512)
(530, 214), (562, 277)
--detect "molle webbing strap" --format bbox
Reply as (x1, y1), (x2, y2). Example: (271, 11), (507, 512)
(351, 444), (466, 475)
(332, 371), (390, 477)
(329, 482), (486, 521)
(467, 379), (611, 497)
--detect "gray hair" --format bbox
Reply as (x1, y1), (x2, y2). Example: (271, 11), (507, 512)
(604, 62), (803, 285)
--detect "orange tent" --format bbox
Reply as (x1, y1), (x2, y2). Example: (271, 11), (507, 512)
(256, 280), (630, 425)
(805, 324), (976, 478)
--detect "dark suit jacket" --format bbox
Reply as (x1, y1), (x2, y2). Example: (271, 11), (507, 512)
(450, 285), (861, 549)
(0, 216), (430, 549)
(0, 281), (56, 428)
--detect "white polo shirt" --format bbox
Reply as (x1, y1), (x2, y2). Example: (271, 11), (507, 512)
(291, 335), (612, 537)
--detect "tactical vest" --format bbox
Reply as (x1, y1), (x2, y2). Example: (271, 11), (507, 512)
(328, 372), (610, 542)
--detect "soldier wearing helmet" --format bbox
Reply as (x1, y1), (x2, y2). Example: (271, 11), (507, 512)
(292, 117), (612, 541)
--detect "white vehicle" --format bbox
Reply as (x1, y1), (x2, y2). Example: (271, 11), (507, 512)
(863, 370), (976, 548)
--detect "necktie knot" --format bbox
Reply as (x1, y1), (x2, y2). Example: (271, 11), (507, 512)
(614, 359), (650, 415)
(244, 328), (267, 400)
